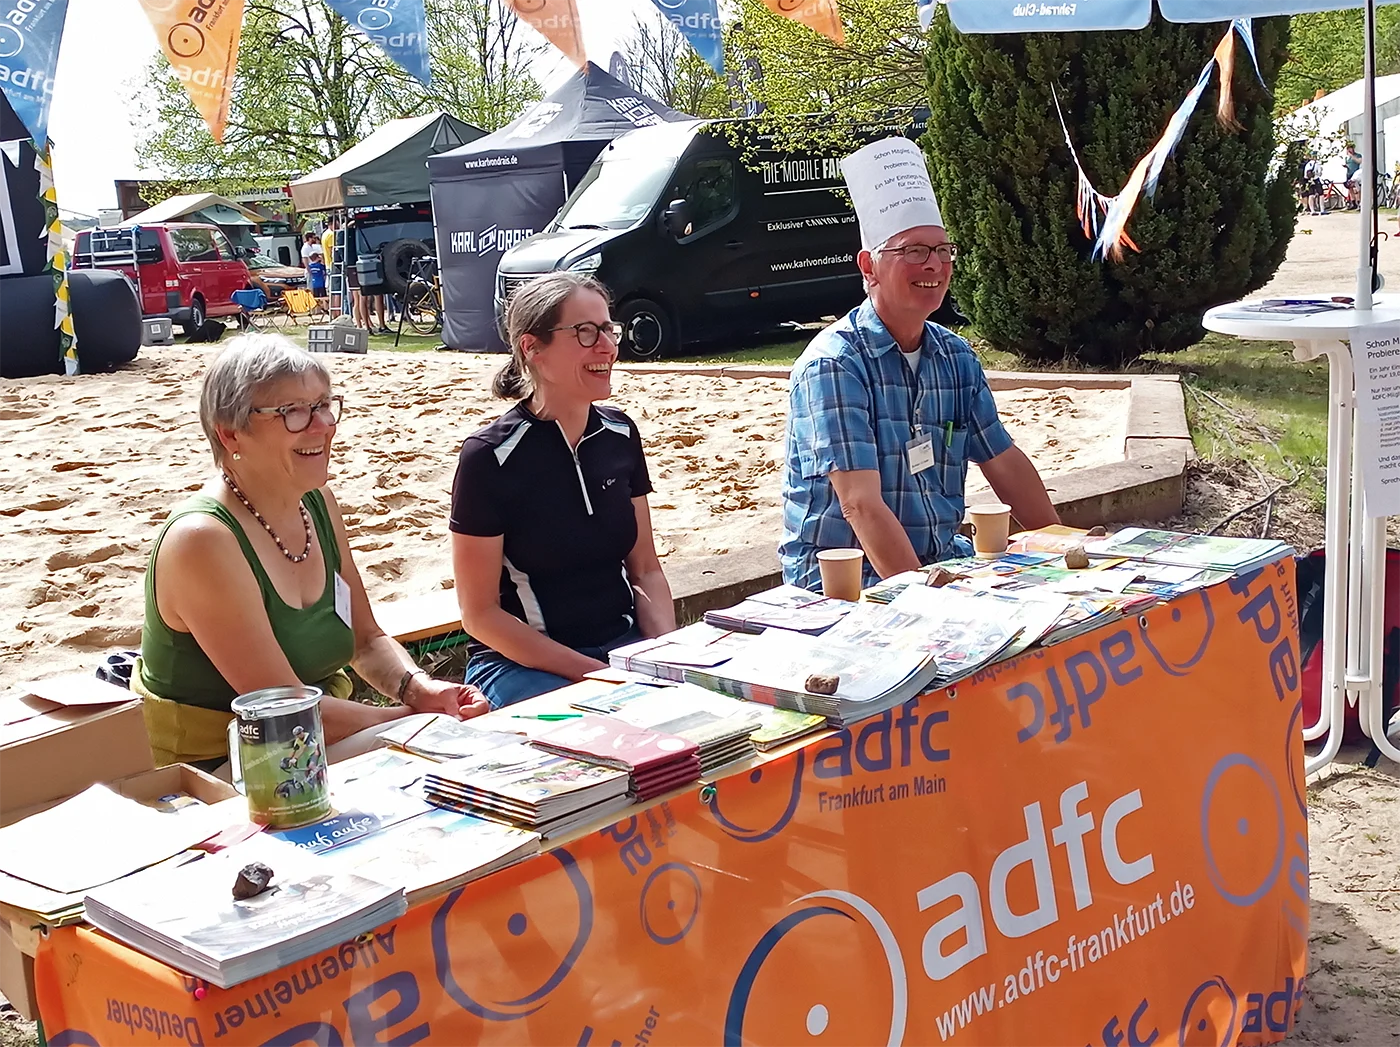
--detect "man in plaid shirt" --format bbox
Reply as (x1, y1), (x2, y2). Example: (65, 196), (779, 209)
(780, 139), (1059, 592)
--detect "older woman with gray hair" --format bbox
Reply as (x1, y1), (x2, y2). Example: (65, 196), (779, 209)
(135, 333), (487, 770)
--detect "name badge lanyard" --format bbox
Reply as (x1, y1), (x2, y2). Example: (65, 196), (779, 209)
(906, 356), (936, 476)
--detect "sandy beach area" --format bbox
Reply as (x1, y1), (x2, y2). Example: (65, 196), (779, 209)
(0, 348), (1125, 692)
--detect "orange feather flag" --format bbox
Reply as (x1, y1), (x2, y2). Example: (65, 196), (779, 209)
(1214, 28), (1243, 132)
(504, 0), (586, 68)
(760, 0), (844, 45)
(136, 0), (245, 143)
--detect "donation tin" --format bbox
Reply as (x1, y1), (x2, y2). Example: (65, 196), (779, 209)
(227, 686), (332, 828)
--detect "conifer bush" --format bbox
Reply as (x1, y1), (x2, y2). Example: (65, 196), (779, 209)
(923, 12), (1296, 365)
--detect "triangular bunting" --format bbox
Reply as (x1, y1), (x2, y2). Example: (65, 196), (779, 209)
(137, 0), (245, 142)
(319, 0), (431, 84)
(504, 0), (586, 67)
(759, 0), (843, 45)
(0, 0), (69, 145)
(649, 0), (724, 75)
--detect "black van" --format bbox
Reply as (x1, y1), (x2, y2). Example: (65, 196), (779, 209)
(495, 118), (922, 359)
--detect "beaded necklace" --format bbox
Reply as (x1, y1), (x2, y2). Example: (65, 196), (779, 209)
(221, 472), (313, 564)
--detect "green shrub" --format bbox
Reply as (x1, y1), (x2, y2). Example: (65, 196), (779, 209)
(923, 11), (1296, 366)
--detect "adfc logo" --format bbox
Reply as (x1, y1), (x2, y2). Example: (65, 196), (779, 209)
(708, 751), (805, 843)
(432, 848), (593, 1020)
(726, 890), (907, 1046)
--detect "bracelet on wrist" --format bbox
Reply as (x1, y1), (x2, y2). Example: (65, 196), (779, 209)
(396, 668), (428, 705)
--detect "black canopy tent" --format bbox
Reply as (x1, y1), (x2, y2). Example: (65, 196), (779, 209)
(290, 112), (486, 212)
(428, 64), (690, 351)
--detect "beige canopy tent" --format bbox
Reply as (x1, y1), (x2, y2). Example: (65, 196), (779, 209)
(120, 193), (264, 228)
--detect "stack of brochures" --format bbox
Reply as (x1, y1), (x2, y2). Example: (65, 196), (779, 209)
(83, 834), (407, 988)
(824, 597), (1022, 687)
(533, 715), (702, 800)
(703, 585), (852, 634)
(571, 682), (760, 774)
(422, 742), (632, 839)
(747, 705), (830, 750)
(271, 783), (433, 855)
(891, 584), (1069, 660)
(683, 603), (955, 724)
(608, 622), (754, 682)
(1084, 527), (1292, 575)
(326, 808), (539, 906)
(377, 715), (523, 762)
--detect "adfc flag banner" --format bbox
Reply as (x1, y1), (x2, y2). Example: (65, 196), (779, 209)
(137, 0), (244, 143)
(321, 0), (430, 84)
(35, 566), (1310, 1045)
(760, 0), (843, 44)
(0, 0), (69, 145)
(505, 0), (585, 68)
(649, 0), (724, 75)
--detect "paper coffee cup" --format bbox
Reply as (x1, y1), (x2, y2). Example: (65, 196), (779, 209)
(968, 503), (1012, 559)
(817, 548), (865, 601)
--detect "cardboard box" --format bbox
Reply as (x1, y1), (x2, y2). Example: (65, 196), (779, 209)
(0, 675), (153, 827)
(110, 763), (236, 807)
(141, 317), (174, 346)
(0, 764), (235, 1019)
(307, 324), (369, 354)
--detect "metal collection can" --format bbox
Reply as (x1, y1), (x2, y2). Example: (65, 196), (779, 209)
(228, 686), (332, 829)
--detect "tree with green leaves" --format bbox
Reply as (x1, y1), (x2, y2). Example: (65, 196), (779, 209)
(616, 11), (728, 118)
(924, 11), (1297, 365)
(133, 0), (540, 186)
(418, 0), (545, 130)
(726, 0), (925, 155)
(1275, 9), (1400, 114)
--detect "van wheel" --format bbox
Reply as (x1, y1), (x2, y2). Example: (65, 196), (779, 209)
(182, 297), (206, 338)
(619, 298), (675, 360)
(381, 239), (430, 297)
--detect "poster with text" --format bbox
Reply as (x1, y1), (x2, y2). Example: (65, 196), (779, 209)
(1351, 324), (1400, 517)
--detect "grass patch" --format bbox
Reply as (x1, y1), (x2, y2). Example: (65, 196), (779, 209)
(1141, 336), (1329, 510)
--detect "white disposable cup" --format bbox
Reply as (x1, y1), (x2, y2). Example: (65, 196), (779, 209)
(817, 548), (865, 601)
(968, 503), (1012, 559)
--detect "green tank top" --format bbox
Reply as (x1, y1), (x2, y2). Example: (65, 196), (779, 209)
(137, 489), (355, 711)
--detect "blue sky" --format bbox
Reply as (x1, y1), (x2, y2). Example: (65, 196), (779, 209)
(48, 0), (648, 217)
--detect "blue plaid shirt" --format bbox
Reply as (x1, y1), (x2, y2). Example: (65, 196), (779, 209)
(780, 299), (1014, 591)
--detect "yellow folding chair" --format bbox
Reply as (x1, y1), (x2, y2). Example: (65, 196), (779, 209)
(282, 288), (329, 326)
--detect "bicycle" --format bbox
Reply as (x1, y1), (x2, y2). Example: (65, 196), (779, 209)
(1378, 172), (1397, 210)
(401, 255), (442, 336)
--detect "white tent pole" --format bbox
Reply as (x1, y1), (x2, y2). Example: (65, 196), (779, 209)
(1358, 0), (1378, 309)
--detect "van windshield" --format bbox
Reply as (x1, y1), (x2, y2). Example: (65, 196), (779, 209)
(554, 155), (677, 231)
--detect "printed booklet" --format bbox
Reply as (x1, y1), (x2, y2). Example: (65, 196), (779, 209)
(83, 834), (407, 988)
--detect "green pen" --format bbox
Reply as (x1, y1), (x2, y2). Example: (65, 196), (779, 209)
(944, 420), (954, 448)
(510, 713), (582, 721)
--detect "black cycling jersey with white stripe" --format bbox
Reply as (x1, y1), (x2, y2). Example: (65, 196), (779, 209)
(449, 401), (653, 655)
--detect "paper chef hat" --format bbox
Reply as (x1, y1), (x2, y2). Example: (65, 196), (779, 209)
(840, 137), (944, 252)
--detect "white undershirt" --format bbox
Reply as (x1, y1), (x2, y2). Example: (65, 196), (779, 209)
(901, 347), (921, 374)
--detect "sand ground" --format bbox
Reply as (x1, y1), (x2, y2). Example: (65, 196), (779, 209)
(1260, 209), (1400, 297)
(0, 351), (1124, 691)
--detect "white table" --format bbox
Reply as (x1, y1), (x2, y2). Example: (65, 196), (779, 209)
(1203, 298), (1399, 773)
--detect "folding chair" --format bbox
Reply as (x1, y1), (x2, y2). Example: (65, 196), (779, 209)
(282, 288), (329, 326)
(231, 288), (280, 331)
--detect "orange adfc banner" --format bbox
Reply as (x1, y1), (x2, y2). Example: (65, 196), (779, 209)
(137, 0), (245, 142)
(505, 0), (586, 68)
(761, 0), (844, 44)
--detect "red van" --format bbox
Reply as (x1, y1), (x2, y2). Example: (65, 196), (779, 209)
(72, 223), (251, 334)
